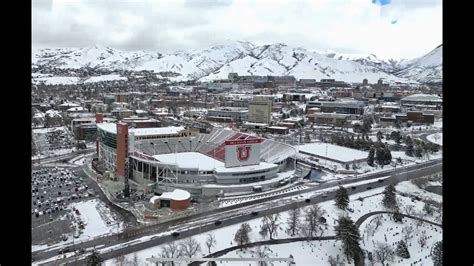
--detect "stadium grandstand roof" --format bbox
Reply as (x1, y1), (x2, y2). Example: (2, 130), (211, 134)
(401, 94), (442, 102)
(97, 123), (185, 136)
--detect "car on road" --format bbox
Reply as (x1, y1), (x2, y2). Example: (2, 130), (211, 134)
(305, 198), (311, 203)
(251, 211), (259, 216)
(171, 231), (180, 238)
(366, 186), (372, 190)
(351, 186), (356, 190)
(322, 193), (328, 199)
(58, 247), (71, 254)
(347, 208), (354, 213)
(377, 179), (384, 183)
(214, 220), (222, 226)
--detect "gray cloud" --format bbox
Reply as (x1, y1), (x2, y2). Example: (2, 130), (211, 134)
(32, 0), (442, 58)
(185, 0), (233, 8)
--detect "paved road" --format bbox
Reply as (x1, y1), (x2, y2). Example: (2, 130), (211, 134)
(32, 148), (95, 165)
(35, 159), (442, 265)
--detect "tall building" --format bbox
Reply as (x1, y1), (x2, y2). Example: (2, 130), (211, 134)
(248, 96), (273, 124)
(362, 78), (368, 86)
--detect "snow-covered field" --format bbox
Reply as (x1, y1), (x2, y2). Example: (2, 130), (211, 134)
(103, 177), (442, 266)
(32, 76), (80, 85)
(83, 74), (127, 83)
(298, 143), (368, 163)
(426, 133), (442, 146)
(69, 199), (124, 241)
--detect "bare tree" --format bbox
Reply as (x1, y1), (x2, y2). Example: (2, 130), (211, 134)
(205, 233), (217, 254)
(328, 254), (343, 266)
(179, 237), (202, 258)
(132, 253), (139, 266)
(418, 231), (428, 248)
(160, 242), (181, 266)
(402, 225), (414, 242)
(254, 245), (272, 266)
(234, 222), (252, 249)
(365, 224), (375, 240)
(374, 242), (394, 266)
(403, 204), (415, 216)
(300, 204), (326, 238)
(373, 215), (383, 230)
(114, 254), (126, 266)
(259, 213), (281, 240)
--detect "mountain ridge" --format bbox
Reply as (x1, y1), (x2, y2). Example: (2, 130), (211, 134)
(32, 41), (442, 84)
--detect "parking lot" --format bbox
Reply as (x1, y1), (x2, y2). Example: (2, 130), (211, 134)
(31, 167), (97, 244)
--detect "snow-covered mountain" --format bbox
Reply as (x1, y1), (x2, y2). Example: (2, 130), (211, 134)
(32, 42), (442, 84)
(393, 45), (442, 83)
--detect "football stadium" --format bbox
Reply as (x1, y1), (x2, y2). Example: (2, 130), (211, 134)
(94, 114), (297, 198)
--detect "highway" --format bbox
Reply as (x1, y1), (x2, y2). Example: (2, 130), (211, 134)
(34, 158), (442, 265)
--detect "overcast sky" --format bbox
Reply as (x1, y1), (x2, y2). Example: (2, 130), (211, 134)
(32, 0), (442, 60)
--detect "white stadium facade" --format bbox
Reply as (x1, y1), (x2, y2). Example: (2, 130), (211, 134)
(95, 114), (297, 197)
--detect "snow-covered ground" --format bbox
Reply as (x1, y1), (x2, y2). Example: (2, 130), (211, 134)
(298, 142), (369, 163)
(32, 199), (124, 255)
(83, 74), (127, 83)
(103, 176), (442, 266)
(32, 76), (80, 85)
(69, 199), (124, 241)
(426, 133), (442, 146)
(396, 180), (442, 202)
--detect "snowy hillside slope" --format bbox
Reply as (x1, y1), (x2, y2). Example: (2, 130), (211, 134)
(32, 42), (442, 84)
(394, 45), (442, 83)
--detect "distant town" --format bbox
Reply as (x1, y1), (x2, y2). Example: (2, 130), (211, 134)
(32, 63), (442, 266)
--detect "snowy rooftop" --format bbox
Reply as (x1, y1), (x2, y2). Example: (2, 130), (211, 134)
(131, 126), (185, 136)
(298, 142), (368, 163)
(215, 162), (277, 173)
(153, 152), (224, 171)
(59, 102), (80, 107)
(97, 123), (184, 136)
(401, 94), (442, 102)
(45, 109), (62, 117)
(159, 189), (191, 201)
(67, 107), (86, 112)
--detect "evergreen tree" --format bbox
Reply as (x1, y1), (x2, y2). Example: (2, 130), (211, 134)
(423, 202), (434, 215)
(395, 240), (410, 259)
(405, 136), (414, 156)
(375, 146), (385, 166)
(86, 250), (104, 266)
(367, 146), (375, 167)
(414, 145), (423, 158)
(286, 207), (301, 237)
(393, 210), (403, 223)
(334, 186), (350, 210)
(390, 131), (402, 144)
(431, 241), (442, 266)
(335, 216), (363, 263)
(382, 184), (397, 209)
(376, 131), (384, 142)
(384, 147), (392, 165)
